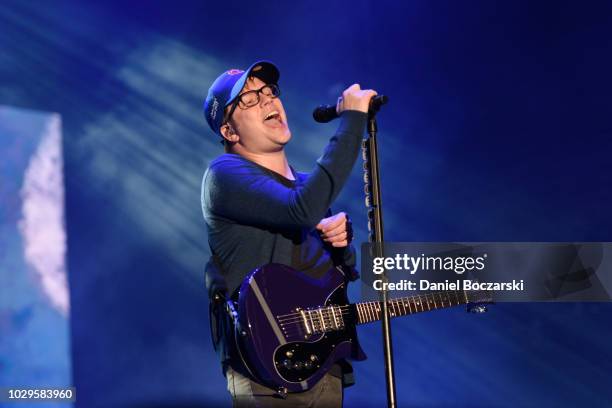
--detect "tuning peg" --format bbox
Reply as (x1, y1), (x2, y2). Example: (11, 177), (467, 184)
(467, 305), (488, 313)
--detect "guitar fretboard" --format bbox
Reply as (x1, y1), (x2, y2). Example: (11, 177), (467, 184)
(355, 290), (468, 324)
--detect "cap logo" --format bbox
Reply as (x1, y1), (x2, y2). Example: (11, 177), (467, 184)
(227, 69), (243, 75)
(210, 97), (219, 121)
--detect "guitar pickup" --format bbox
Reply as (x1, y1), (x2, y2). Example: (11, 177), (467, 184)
(299, 309), (312, 335)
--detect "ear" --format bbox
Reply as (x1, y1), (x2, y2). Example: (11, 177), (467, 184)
(220, 123), (239, 144)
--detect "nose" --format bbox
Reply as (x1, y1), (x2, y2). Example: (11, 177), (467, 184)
(259, 91), (274, 107)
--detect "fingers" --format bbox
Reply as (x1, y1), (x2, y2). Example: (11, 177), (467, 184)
(344, 83), (361, 93)
(324, 232), (349, 247)
(317, 212), (351, 247)
(338, 83), (379, 114)
(322, 223), (346, 239)
(316, 212), (346, 233)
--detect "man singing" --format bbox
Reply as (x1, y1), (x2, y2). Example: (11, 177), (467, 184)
(201, 60), (376, 407)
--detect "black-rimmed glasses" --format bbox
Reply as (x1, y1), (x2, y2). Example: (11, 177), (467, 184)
(224, 83), (281, 124)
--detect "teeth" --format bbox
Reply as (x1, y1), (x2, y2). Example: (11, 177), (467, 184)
(265, 111), (279, 120)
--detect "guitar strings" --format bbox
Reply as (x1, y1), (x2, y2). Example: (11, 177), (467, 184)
(275, 291), (466, 323)
(274, 290), (465, 320)
(276, 296), (459, 326)
(276, 295), (467, 338)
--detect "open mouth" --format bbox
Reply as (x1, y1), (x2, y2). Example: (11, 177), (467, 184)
(263, 110), (283, 125)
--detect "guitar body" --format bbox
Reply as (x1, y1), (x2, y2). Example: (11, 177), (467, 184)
(235, 263), (366, 392)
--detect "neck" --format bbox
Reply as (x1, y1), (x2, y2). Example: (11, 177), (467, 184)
(354, 290), (468, 325)
(234, 147), (294, 180)
(297, 290), (471, 336)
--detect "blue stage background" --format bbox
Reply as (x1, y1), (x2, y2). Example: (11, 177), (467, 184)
(1, 1), (611, 407)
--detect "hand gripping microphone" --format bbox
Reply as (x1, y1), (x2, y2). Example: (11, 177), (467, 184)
(312, 95), (388, 123)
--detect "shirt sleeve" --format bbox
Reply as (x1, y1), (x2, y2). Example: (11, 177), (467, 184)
(202, 110), (367, 230)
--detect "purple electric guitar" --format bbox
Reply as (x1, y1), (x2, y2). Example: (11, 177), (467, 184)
(233, 262), (493, 395)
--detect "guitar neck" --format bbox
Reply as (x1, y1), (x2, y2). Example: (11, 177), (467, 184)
(354, 290), (468, 325)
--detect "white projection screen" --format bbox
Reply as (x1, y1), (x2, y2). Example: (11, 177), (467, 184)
(0, 105), (72, 407)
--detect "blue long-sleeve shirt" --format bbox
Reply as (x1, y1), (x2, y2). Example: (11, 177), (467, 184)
(201, 110), (367, 295)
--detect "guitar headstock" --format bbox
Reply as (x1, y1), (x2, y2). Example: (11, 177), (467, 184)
(465, 286), (494, 313)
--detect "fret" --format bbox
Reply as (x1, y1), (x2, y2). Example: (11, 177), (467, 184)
(433, 292), (441, 308)
(412, 296), (420, 312)
(409, 296), (418, 313)
(365, 302), (373, 322)
(389, 299), (396, 317)
(371, 303), (378, 321)
(399, 298), (407, 316)
(405, 297), (413, 315)
(420, 295), (426, 311)
(431, 293), (438, 309)
(417, 295), (425, 312)
(463, 290), (468, 304)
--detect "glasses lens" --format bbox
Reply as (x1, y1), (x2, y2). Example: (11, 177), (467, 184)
(239, 90), (259, 107)
(266, 84), (280, 97)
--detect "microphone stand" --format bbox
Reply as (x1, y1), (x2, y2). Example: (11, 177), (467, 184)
(362, 105), (397, 408)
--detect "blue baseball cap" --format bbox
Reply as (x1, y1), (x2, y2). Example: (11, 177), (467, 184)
(203, 60), (280, 137)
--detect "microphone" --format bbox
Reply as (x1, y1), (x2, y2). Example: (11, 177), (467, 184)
(313, 95), (388, 123)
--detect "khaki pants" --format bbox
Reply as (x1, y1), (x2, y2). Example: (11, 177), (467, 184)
(226, 367), (343, 408)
